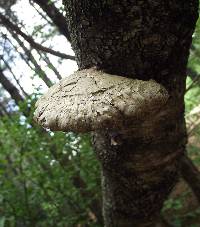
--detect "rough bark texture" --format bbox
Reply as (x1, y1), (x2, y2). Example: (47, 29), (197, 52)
(62, 1), (199, 226)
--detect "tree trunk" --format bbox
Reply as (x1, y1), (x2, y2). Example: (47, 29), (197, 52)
(63, 1), (199, 226)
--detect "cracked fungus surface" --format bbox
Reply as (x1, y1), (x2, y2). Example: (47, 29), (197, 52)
(34, 68), (169, 132)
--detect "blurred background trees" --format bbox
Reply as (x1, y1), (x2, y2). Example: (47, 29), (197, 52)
(0, 0), (200, 226)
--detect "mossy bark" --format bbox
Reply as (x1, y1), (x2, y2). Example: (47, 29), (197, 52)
(63, 1), (199, 226)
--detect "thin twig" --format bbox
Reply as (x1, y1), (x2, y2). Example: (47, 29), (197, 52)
(0, 13), (75, 61)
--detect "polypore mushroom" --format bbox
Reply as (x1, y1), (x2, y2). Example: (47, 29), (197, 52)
(34, 68), (169, 133)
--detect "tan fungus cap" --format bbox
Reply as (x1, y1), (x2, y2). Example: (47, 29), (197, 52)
(34, 68), (169, 133)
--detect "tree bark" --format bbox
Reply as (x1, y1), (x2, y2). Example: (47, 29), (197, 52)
(63, 1), (199, 226)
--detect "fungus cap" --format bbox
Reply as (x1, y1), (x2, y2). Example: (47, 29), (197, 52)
(34, 68), (169, 133)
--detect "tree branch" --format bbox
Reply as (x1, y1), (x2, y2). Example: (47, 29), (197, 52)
(8, 31), (53, 88)
(36, 50), (62, 80)
(0, 13), (75, 61)
(180, 154), (200, 203)
(0, 70), (24, 104)
(32, 0), (71, 41)
(1, 57), (29, 97)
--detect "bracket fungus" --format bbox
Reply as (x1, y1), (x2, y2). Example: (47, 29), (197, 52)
(34, 68), (169, 133)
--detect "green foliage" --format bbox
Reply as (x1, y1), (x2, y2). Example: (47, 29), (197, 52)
(162, 190), (200, 227)
(0, 96), (101, 226)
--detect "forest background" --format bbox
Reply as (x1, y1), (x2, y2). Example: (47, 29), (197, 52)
(0, 0), (200, 226)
